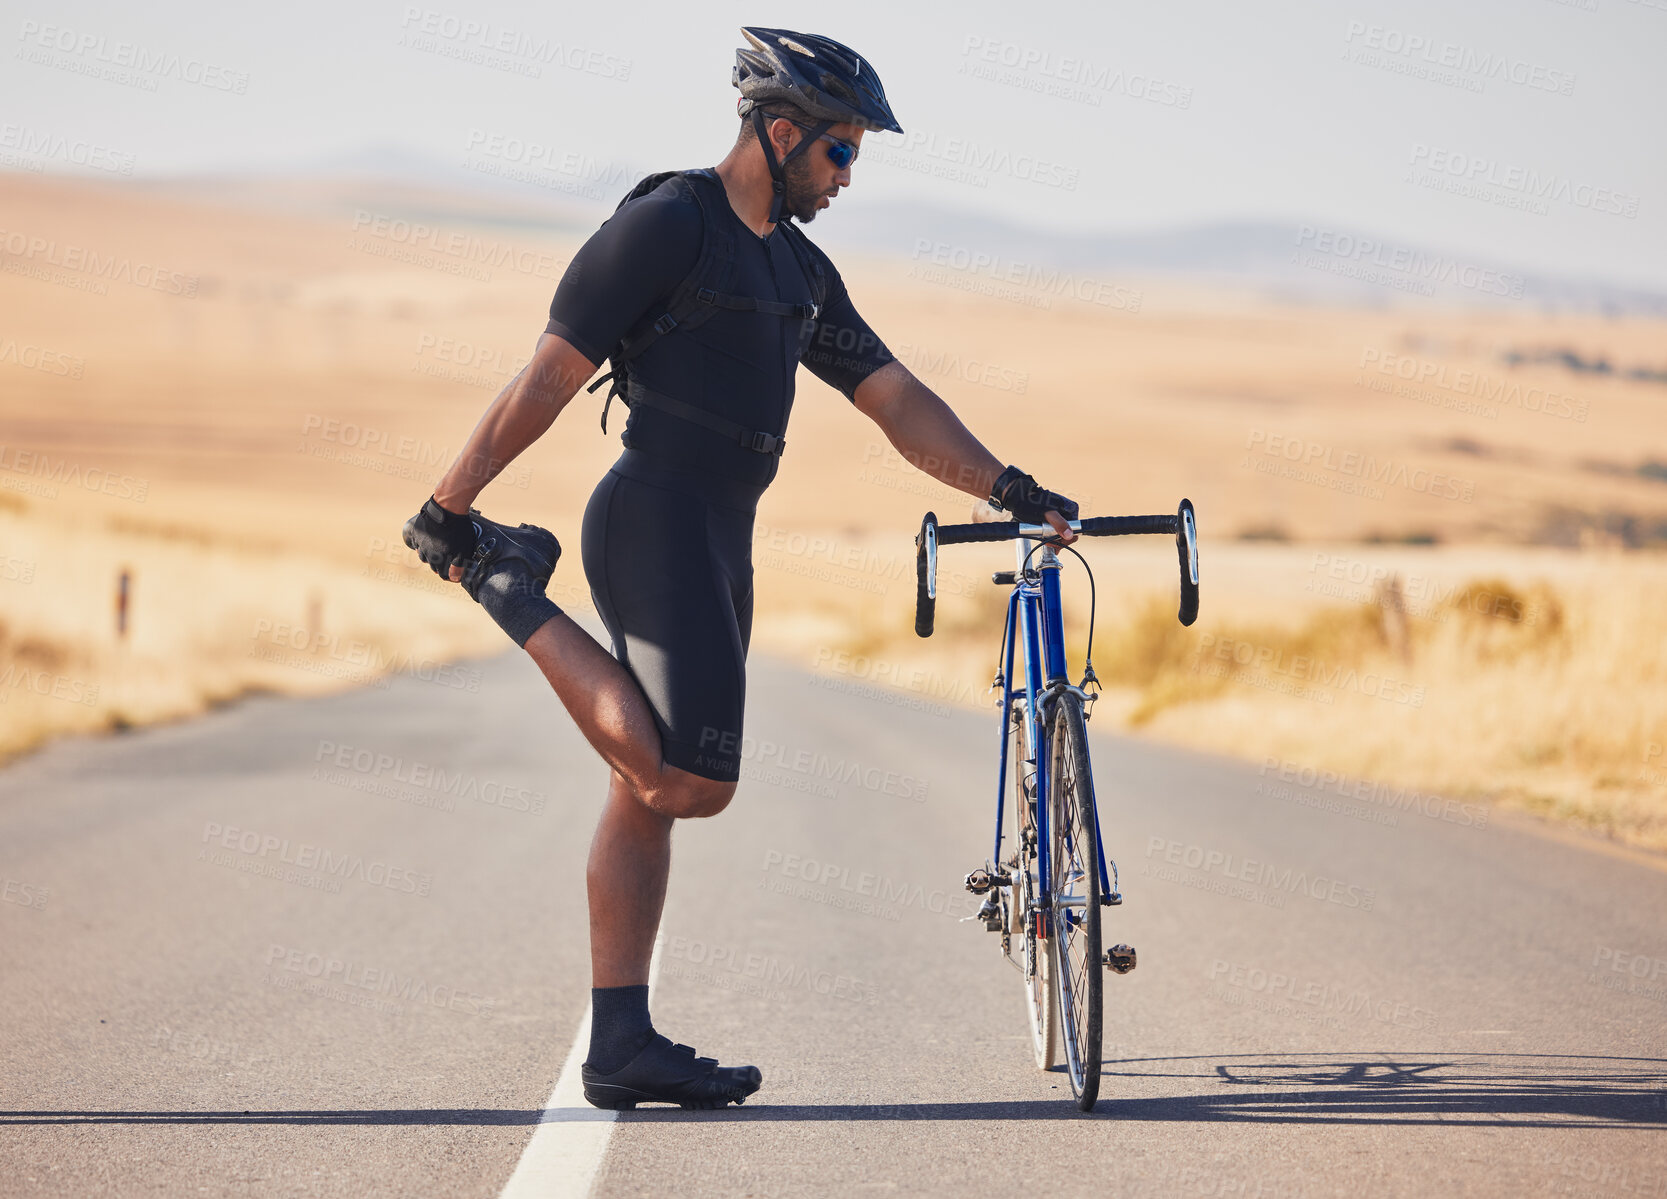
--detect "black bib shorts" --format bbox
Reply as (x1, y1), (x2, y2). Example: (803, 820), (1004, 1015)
(581, 450), (762, 781)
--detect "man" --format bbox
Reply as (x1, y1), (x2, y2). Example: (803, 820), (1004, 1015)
(402, 27), (1079, 1110)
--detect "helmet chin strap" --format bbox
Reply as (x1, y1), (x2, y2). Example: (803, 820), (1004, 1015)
(749, 107), (833, 225)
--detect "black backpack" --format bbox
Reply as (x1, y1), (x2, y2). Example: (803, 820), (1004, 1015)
(584, 168), (829, 456)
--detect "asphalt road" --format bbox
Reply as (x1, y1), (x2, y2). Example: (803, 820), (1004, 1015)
(2, 640), (1664, 1197)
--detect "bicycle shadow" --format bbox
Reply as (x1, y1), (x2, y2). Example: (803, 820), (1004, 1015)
(3, 1052), (1661, 1127)
(616, 1050), (1667, 1125)
(1078, 1050), (1667, 1126)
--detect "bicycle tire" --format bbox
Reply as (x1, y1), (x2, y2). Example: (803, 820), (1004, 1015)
(1006, 700), (1057, 1070)
(1048, 692), (1103, 1110)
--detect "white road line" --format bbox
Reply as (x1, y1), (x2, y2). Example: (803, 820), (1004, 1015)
(499, 943), (663, 1199)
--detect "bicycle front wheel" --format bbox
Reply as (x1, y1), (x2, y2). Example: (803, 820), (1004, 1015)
(1048, 692), (1103, 1110)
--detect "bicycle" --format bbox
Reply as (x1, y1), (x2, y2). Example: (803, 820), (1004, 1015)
(911, 500), (1200, 1111)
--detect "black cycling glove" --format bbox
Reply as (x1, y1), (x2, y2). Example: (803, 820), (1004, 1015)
(402, 496), (478, 579)
(989, 465), (1079, 525)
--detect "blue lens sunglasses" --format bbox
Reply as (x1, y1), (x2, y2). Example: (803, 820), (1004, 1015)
(771, 115), (860, 169)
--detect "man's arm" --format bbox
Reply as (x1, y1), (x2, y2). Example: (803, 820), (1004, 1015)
(432, 332), (598, 514)
(852, 361), (1076, 541)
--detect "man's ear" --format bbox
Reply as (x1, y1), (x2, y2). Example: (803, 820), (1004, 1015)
(769, 117), (800, 156)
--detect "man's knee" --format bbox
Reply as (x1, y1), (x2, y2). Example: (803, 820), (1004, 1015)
(643, 772), (736, 819)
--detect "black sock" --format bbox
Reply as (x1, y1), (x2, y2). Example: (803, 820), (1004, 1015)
(475, 568), (562, 648)
(587, 984), (654, 1074)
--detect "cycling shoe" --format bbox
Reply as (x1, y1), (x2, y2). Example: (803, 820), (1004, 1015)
(457, 511), (561, 603)
(581, 1033), (763, 1110)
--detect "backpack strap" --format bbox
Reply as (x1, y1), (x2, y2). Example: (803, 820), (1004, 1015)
(626, 384), (786, 456)
(774, 220), (830, 316)
(691, 287), (817, 318)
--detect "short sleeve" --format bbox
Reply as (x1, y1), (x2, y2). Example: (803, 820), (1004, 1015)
(545, 182), (703, 365)
(798, 247), (894, 401)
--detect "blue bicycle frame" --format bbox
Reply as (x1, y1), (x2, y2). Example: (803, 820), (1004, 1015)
(989, 544), (1112, 918)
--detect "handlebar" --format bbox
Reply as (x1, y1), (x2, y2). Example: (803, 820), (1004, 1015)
(913, 499), (1200, 637)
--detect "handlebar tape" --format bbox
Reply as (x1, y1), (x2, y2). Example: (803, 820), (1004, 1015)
(932, 514), (1178, 545)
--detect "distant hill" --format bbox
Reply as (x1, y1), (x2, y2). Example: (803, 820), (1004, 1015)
(820, 203), (1667, 316)
(107, 141), (1667, 316)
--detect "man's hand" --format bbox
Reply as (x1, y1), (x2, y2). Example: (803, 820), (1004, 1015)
(403, 496), (478, 582)
(989, 466), (1079, 544)
(1040, 509), (1077, 545)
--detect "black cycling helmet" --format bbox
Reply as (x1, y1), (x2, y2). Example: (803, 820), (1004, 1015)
(733, 27), (903, 134)
(732, 27), (901, 224)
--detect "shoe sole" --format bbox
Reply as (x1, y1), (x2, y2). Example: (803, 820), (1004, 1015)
(582, 1072), (761, 1112)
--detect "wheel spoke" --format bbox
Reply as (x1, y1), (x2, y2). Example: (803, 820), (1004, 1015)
(1047, 695), (1102, 1109)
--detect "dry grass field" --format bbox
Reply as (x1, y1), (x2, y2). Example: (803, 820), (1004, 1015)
(2, 173), (1664, 847)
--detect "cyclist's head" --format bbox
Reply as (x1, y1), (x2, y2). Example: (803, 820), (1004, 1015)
(731, 27), (901, 223)
(734, 103), (864, 224)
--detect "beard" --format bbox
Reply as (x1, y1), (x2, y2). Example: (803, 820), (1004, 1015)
(780, 152), (829, 223)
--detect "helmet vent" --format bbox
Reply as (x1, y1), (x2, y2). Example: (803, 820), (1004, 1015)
(778, 36), (814, 57)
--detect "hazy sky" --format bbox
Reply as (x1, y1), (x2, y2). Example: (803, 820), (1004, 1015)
(4, 0), (1663, 287)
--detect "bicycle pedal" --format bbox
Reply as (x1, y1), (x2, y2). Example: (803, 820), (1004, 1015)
(1102, 891), (1123, 906)
(964, 868), (1012, 895)
(1104, 944), (1137, 975)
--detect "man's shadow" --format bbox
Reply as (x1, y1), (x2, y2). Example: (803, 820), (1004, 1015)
(4, 1053), (1663, 1126)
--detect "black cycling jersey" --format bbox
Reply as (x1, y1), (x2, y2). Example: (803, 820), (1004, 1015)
(546, 169), (895, 486)
(553, 169), (896, 783)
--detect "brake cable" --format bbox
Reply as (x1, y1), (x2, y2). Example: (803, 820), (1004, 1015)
(1059, 543), (1101, 709)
